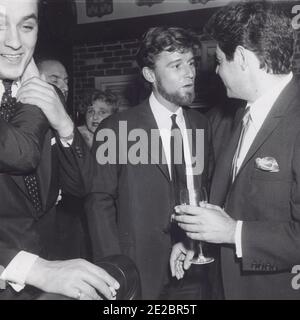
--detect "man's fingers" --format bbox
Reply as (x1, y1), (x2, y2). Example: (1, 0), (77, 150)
(80, 271), (117, 300)
(170, 243), (186, 277)
(178, 223), (202, 233)
(184, 250), (194, 270)
(88, 264), (120, 290)
(17, 91), (54, 106)
(17, 81), (55, 100)
(16, 97), (51, 110)
(175, 260), (184, 279)
(187, 232), (203, 241)
(174, 213), (200, 225)
(177, 205), (205, 215)
(21, 74), (50, 89)
(76, 281), (101, 300)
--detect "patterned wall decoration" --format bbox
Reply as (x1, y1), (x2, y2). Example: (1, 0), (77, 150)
(136, 0), (165, 7)
(86, 0), (113, 18)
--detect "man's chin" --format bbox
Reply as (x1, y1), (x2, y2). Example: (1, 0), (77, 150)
(181, 93), (195, 106)
(0, 64), (25, 81)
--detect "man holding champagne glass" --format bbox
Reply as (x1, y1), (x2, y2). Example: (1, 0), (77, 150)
(171, 1), (300, 300)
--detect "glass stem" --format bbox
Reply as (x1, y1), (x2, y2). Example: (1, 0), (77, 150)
(198, 241), (204, 257)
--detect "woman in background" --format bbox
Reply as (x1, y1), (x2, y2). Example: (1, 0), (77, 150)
(78, 90), (119, 148)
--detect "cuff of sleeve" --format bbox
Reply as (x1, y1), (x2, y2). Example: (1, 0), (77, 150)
(0, 251), (39, 292)
(60, 131), (74, 147)
(60, 137), (74, 147)
(234, 220), (243, 258)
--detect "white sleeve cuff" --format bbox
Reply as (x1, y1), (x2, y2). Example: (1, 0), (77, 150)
(234, 220), (243, 258)
(0, 251), (39, 292)
(60, 137), (73, 147)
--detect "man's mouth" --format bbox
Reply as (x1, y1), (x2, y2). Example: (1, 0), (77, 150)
(92, 122), (100, 127)
(183, 83), (194, 89)
(1, 54), (23, 63)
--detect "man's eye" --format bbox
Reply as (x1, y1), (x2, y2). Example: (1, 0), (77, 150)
(22, 24), (35, 31)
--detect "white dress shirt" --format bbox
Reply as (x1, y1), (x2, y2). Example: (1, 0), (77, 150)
(149, 92), (195, 191)
(234, 72), (293, 257)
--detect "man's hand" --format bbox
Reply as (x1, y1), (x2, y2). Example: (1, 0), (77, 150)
(170, 242), (195, 280)
(16, 76), (74, 138)
(26, 258), (120, 300)
(173, 203), (237, 244)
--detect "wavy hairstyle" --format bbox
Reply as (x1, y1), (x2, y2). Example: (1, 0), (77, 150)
(205, 1), (294, 74)
(136, 26), (200, 69)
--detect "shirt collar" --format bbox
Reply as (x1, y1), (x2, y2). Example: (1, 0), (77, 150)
(248, 72), (293, 129)
(149, 92), (183, 128)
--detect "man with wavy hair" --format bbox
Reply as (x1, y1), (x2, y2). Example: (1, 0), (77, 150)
(172, 1), (300, 299)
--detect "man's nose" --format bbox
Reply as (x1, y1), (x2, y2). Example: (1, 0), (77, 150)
(93, 113), (100, 120)
(58, 79), (68, 92)
(185, 65), (195, 79)
(4, 28), (22, 50)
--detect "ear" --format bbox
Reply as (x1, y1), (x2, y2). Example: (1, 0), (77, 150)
(234, 46), (248, 71)
(142, 67), (155, 83)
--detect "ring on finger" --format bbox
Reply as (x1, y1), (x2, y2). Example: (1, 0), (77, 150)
(76, 289), (82, 300)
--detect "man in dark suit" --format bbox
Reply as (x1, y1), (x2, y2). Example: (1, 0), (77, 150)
(0, 0), (119, 300)
(36, 57), (91, 261)
(172, 1), (300, 299)
(81, 26), (214, 299)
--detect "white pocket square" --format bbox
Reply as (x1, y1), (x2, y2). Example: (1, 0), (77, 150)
(255, 157), (279, 172)
(51, 137), (56, 146)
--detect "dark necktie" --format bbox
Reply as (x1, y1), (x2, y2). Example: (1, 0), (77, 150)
(170, 114), (187, 205)
(0, 80), (17, 121)
(0, 80), (42, 212)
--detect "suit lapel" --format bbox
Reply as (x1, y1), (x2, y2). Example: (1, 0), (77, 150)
(10, 130), (52, 214)
(10, 175), (28, 199)
(182, 108), (202, 188)
(236, 78), (299, 180)
(137, 102), (170, 181)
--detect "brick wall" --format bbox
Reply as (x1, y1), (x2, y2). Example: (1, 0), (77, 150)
(73, 30), (300, 117)
(73, 38), (140, 111)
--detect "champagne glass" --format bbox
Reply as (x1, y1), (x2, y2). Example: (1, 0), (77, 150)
(179, 188), (214, 265)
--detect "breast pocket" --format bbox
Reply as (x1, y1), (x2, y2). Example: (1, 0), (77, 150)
(251, 168), (291, 182)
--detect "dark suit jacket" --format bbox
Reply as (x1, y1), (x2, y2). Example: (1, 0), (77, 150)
(80, 99), (213, 299)
(206, 99), (245, 163)
(0, 102), (87, 299)
(210, 78), (300, 299)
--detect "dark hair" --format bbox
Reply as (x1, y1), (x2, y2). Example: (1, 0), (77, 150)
(205, 1), (294, 74)
(78, 89), (119, 115)
(136, 26), (200, 69)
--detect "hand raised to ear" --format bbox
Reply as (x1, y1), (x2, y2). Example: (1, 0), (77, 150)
(17, 62), (74, 138)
